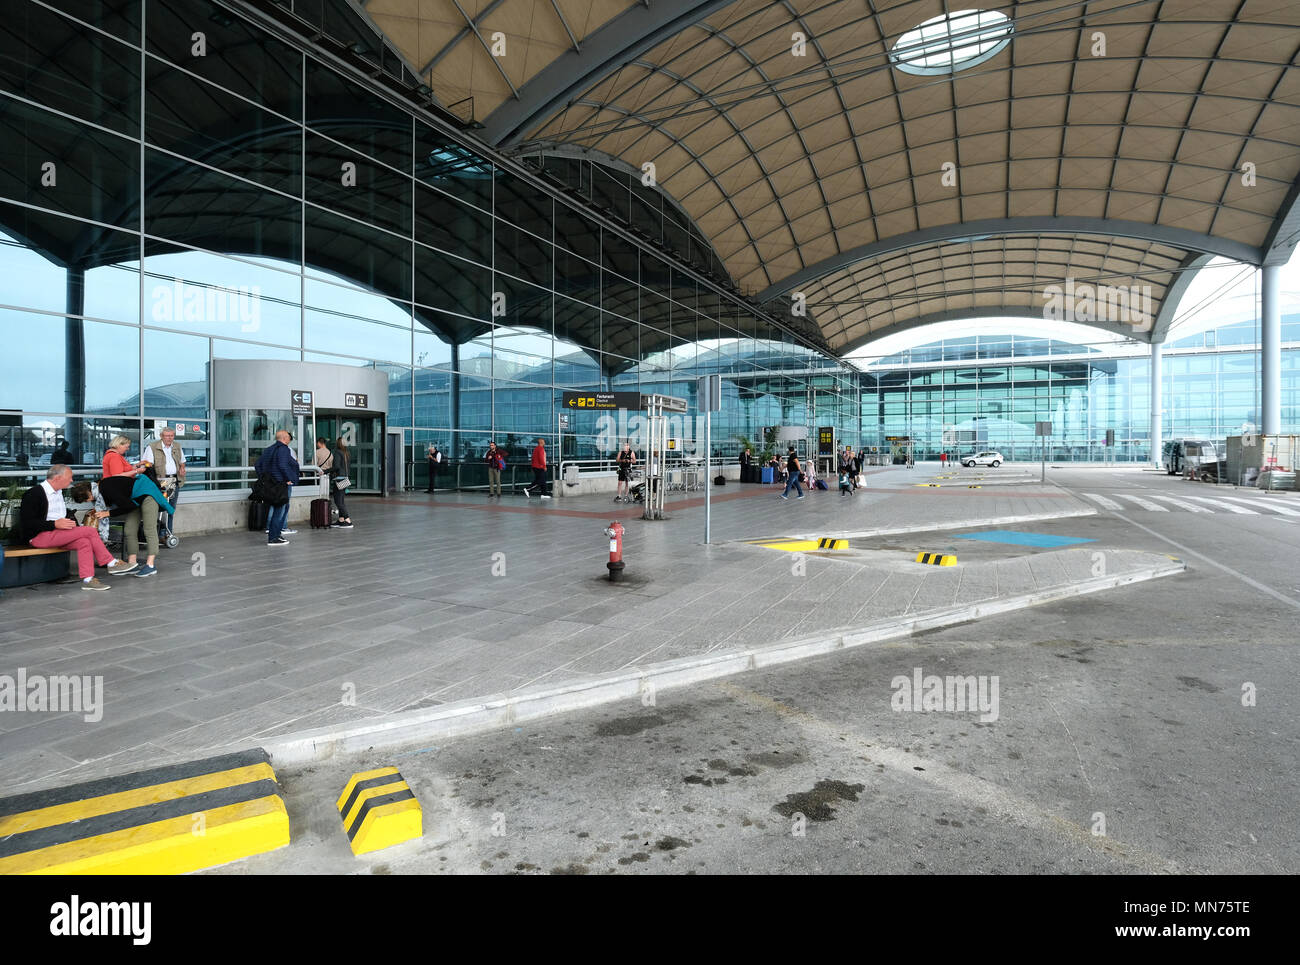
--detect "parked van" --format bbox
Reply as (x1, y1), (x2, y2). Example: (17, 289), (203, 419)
(1162, 439), (1218, 475)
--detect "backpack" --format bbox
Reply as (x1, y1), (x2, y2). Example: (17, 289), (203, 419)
(495, 453), (505, 471)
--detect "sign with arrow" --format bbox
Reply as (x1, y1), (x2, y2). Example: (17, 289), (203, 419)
(561, 391), (641, 411)
(290, 390), (313, 417)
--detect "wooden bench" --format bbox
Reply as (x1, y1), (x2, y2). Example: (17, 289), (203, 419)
(1, 545), (72, 588)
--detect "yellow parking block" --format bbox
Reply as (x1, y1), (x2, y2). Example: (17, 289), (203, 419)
(755, 538), (849, 552)
(915, 552), (957, 566)
(338, 768), (422, 856)
(0, 749), (289, 874)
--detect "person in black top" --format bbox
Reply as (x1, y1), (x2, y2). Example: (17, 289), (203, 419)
(780, 447), (804, 500)
(615, 442), (637, 502)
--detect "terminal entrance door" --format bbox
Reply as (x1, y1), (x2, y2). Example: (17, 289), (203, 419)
(313, 411), (384, 494)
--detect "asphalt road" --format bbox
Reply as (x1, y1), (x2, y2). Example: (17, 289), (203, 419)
(227, 466), (1300, 875)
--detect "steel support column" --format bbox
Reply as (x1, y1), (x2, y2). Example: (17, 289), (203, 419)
(1150, 342), (1163, 468)
(1261, 264), (1281, 436)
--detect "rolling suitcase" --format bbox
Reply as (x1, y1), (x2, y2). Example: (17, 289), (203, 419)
(247, 499), (269, 532)
(310, 497), (332, 529)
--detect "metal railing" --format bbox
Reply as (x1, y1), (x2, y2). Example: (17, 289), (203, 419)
(0, 465), (325, 500)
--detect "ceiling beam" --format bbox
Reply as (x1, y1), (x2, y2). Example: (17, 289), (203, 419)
(483, 0), (736, 148)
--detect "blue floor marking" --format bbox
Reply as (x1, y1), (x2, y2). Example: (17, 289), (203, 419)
(954, 530), (1096, 548)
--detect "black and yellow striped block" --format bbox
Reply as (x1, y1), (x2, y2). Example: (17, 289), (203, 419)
(753, 537), (849, 552)
(337, 767), (422, 856)
(968, 485), (982, 488)
(915, 483), (940, 487)
(915, 552), (957, 566)
(0, 748), (289, 874)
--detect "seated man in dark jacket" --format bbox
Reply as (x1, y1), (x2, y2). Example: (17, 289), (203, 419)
(254, 429), (300, 545)
(19, 465), (133, 590)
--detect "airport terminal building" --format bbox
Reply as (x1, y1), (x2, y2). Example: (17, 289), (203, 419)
(2, 0), (1299, 490)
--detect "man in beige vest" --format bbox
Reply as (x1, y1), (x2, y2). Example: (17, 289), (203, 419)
(140, 426), (186, 532)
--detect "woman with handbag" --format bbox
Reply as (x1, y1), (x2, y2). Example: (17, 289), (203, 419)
(330, 437), (354, 528)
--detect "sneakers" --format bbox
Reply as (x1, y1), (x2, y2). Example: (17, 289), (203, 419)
(281, 529), (298, 535)
(82, 578), (110, 591)
(268, 537), (289, 546)
(336, 521), (353, 528)
(540, 494), (552, 499)
(523, 488), (530, 498)
(134, 563), (157, 578)
(780, 494), (789, 500)
(797, 494), (806, 500)
(106, 560), (137, 575)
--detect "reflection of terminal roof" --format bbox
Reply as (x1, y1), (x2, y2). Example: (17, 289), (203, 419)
(363, 0), (1300, 351)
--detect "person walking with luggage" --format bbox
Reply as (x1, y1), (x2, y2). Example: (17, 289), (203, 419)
(838, 447), (856, 497)
(525, 438), (550, 498)
(780, 447), (804, 500)
(615, 441), (636, 502)
(484, 441), (504, 497)
(255, 429), (299, 545)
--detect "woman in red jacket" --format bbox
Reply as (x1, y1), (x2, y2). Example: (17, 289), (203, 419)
(102, 435), (143, 479)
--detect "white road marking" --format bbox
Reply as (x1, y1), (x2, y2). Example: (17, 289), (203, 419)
(1081, 493), (1123, 511)
(1114, 493), (1169, 512)
(1145, 494), (1213, 513)
(1115, 513), (1300, 612)
(1207, 494), (1300, 517)
(1178, 495), (1257, 515)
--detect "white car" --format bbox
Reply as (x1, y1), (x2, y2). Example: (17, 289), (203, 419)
(962, 450), (1004, 467)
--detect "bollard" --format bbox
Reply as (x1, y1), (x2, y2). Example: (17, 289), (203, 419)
(604, 521), (625, 582)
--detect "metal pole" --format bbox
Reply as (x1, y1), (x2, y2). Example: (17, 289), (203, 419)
(704, 410), (711, 544)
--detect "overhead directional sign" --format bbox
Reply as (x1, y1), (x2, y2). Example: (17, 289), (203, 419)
(290, 390), (313, 417)
(641, 393), (688, 413)
(562, 391), (641, 410)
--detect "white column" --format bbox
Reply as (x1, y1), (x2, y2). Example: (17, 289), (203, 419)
(1150, 341), (1163, 467)
(1261, 264), (1281, 436)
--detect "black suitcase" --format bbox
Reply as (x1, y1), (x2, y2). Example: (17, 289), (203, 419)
(714, 475), (726, 486)
(247, 499), (269, 532)
(310, 497), (332, 529)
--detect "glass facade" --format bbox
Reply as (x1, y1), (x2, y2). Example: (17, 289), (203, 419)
(0, 0), (855, 479)
(858, 322), (1300, 462)
(1, 0), (1295, 481)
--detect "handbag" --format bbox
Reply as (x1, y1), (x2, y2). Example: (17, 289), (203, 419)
(334, 476), (352, 491)
(255, 472), (289, 506)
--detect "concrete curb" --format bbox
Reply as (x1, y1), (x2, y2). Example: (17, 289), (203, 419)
(779, 507), (1097, 542)
(262, 552), (1182, 768)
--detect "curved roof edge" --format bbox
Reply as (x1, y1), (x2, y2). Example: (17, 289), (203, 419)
(1149, 253), (1217, 345)
(834, 306), (1153, 359)
(756, 217), (1264, 304)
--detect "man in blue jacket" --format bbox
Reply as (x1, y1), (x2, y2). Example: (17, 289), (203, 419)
(255, 429), (300, 545)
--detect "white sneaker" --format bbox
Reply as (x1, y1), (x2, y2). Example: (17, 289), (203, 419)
(540, 494), (552, 499)
(281, 529), (298, 535)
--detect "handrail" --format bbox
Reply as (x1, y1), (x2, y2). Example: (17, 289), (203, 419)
(0, 465), (325, 501)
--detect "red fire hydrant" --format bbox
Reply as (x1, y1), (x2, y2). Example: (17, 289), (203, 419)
(604, 521), (625, 582)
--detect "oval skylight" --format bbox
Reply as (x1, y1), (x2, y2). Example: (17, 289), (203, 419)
(890, 9), (1013, 76)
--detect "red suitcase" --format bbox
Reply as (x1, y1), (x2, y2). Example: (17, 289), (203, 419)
(310, 498), (332, 529)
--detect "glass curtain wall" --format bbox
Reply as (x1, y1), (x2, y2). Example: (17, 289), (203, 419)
(0, 0), (855, 483)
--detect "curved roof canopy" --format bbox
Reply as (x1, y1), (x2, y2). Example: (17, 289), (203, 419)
(366, 0), (1300, 352)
